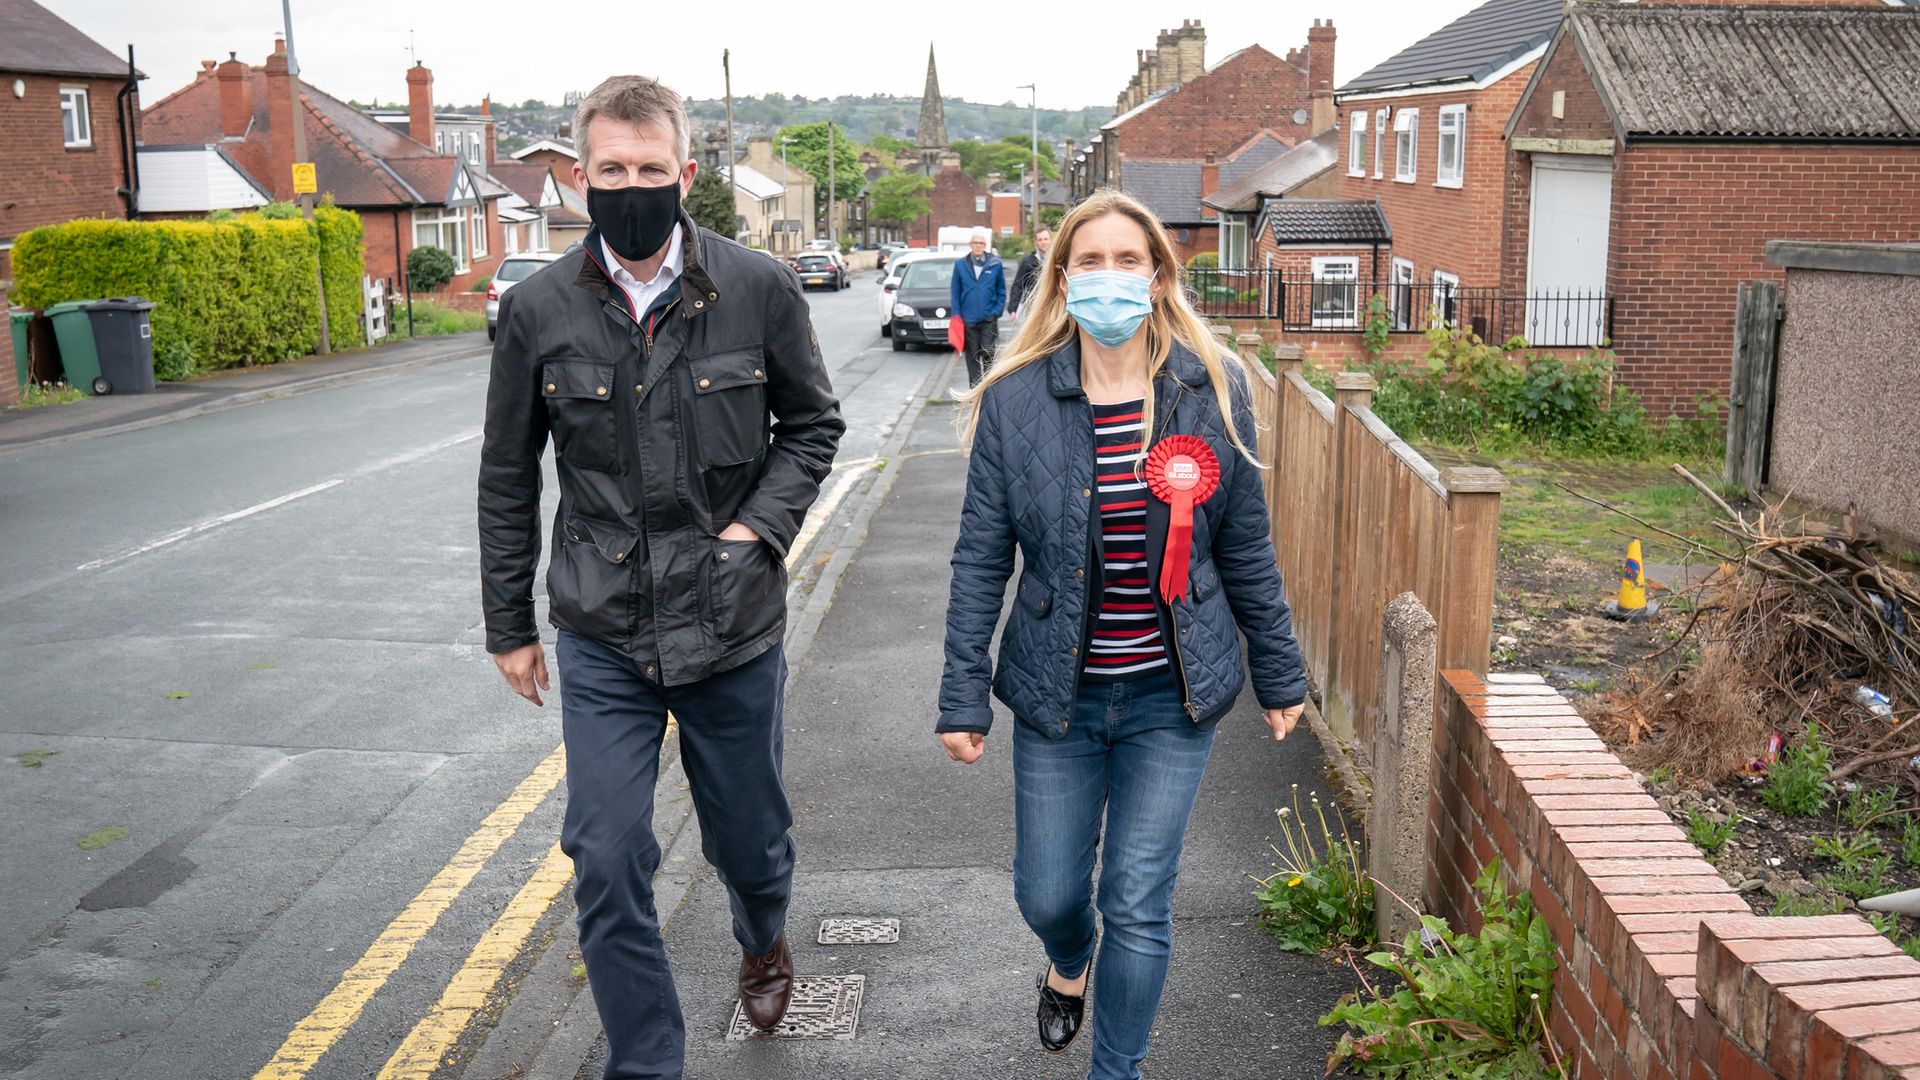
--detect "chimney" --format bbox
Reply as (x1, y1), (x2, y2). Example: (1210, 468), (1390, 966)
(1200, 151), (1219, 219)
(264, 39), (295, 198)
(1178, 20), (1206, 83)
(216, 52), (249, 138)
(407, 61), (435, 150)
(1308, 20), (1338, 133)
(1155, 29), (1180, 89)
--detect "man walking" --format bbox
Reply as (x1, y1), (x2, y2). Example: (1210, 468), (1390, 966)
(479, 75), (843, 1079)
(1006, 226), (1051, 318)
(949, 229), (1006, 387)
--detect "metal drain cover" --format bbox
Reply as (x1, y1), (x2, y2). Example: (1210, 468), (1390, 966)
(726, 974), (865, 1040)
(818, 917), (900, 945)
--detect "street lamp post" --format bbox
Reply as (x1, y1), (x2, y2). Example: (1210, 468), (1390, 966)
(1017, 82), (1038, 239)
(780, 134), (796, 254)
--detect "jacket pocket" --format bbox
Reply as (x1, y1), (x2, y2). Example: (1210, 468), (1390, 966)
(543, 360), (620, 473)
(687, 349), (770, 468)
(1016, 574), (1054, 618)
(1189, 562), (1221, 605)
(548, 513), (639, 643)
(711, 537), (786, 649)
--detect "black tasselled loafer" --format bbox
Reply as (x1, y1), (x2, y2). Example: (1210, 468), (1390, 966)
(1037, 964), (1086, 1053)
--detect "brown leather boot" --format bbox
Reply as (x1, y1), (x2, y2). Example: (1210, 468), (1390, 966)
(738, 935), (794, 1030)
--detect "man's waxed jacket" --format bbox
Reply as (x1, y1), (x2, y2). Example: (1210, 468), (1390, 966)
(479, 211), (844, 684)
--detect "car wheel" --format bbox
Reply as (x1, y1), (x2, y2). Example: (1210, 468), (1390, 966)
(892, 338), (907, 352)
(880, 323), (890, 337)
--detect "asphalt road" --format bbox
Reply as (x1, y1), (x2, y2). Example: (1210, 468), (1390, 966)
(0, 268), (937, 1080)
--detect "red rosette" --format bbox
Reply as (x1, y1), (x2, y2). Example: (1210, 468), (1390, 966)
(1144, 434), (1221, 603)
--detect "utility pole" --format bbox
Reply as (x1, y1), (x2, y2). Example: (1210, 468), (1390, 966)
(281, 0), (330, 354)
(826, 120), (835, 249)
(780, 134), (796, 252)
(1018, 82), (1039, 239)
(722, 50), (740, 207)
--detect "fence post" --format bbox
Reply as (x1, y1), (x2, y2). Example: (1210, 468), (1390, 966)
(1724, 280), (1781, 496)
(1323, 370), (1376, 741)
(1437, 466), (1508, 674)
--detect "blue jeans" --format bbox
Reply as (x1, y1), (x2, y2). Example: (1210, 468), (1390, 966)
(1012, 673), (1217, 1080)
(556, 631), (795, 1080)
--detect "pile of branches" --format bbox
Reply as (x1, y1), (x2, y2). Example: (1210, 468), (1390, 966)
(1580, 467), (1918, 787)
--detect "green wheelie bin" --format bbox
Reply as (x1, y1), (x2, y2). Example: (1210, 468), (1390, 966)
(44, 299), (103, 394)
(8, 308), (31, 391)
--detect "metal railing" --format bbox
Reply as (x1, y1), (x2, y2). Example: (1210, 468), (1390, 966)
(1185, 269), (1613, 347)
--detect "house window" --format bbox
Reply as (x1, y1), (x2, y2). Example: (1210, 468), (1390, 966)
(1348, 111), (1367, 176)
(1310, 256), (1360, 328)
(1219, 217), (1248, 268)
(1390, 259), (1416, 330)
(60, 87), (91, 148)
(1436, 104), (1465, 187)
(469, 131), (482, 164)
(1395, 109), (1419, 182)
(1000, 225), (1014, 236)
(975, 196), (987, 213)
(471, 201), (488, 258)
(1432, 270), (1461, 327)
(435, 131), (445, 154)
(1373, 109), (1388, 180)
(412, 206), (469, 273)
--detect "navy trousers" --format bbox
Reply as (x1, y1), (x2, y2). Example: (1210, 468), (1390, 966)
(556, 630), (796, 1080)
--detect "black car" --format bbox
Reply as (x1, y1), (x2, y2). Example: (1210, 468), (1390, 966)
(888, 256), (960, 352)
(793, 253), (848, 291)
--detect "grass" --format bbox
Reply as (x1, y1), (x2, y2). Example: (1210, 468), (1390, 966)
(1684, 809), (1736, 857)
(77, 826), (129, 851)
(14, 381), (88, 409)
(1493, 464), (1732, 564)
(1771, 893), (1846, 917)
(13, 749), (58, 768)
(384, 300), (486, 340)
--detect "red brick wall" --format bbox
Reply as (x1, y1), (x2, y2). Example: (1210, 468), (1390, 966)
(909, 165), (989, 246)
(1109, 46), (1317, 163)
(1431, 671), (1920, 1080)
(0, 73), (136, 280)
(1336, 67), (1533, 291)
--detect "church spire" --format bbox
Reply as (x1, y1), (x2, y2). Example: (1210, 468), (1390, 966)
(917, 44), (949, 165)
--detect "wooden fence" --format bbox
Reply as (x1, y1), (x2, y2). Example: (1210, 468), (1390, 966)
(1234, 334), (1507, 749)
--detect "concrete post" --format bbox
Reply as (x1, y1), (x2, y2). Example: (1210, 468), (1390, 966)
(1374, 591), (1436, 945)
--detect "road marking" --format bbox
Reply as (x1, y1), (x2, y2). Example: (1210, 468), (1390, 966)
(251, 745), (568, 1080)
(373, 840), (575, 1079)
(786, 457), (875, 570)
(76, 479), (346, 572)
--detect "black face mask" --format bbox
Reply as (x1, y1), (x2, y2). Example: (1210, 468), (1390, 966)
(588, 181), (681, 261)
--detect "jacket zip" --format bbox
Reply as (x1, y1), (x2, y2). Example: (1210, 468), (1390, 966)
(1152, 383), (1201, 723)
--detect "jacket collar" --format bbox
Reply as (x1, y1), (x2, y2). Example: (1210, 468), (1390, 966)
(575, 207), (721, 320)
(1046, 336), (1212, 399)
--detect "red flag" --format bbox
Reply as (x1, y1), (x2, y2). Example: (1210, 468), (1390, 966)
(946, 317), (966, 352)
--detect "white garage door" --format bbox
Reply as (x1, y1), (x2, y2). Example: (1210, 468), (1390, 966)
(1527, 155), (1612, 347)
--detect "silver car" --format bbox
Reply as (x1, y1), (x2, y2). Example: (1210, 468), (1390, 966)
(486, 252), (565, 340)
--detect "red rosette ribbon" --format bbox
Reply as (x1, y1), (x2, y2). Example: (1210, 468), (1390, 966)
(1144, 434), (1222, 603)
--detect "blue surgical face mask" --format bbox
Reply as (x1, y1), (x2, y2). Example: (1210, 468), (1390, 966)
(1064, 269), (1154, 349)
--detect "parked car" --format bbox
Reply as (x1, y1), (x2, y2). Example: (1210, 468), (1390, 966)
(876, 242), (909, 272)
(486, 252), (565, 339)
(804, 238), (836, 252)
(888, 255), (961, 351)
(793, 253), (849, 291)
(876, 249), (941, 335)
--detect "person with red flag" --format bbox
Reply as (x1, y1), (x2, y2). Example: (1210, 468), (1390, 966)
(935, 189), (1307, 1080)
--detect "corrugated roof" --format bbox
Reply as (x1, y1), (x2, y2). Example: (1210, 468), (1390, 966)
(1569, 4), (1920, 140)
(1265, 199), (1391, 245)
(1203, 129), (1339, 213)
(1341, 0), (1562, 94)
(0, 0), (138, 79)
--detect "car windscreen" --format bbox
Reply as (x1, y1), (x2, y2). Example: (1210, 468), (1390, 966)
(796, 257), (834, 269)
(900, 259), (958, 290)
(493, 260), (547, 283)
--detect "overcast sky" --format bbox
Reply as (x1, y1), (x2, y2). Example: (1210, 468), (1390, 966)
(56, 0), (1487, 115)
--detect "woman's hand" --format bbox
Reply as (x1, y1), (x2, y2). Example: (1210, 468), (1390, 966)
(941, 731), (986, 764)
(1265, 704), (1306, 742)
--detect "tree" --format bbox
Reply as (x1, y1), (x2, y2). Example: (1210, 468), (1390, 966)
(685, 165), (739, 238)
(999, 135), (1059, 180)
(774, 122), (868, 223)
(951, 138), (1058, 183)
(869, 172), (933, 227)
(870, 134), (913, 156)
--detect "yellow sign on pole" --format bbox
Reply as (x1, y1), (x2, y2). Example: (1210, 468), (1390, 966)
(291, 162), (317, 195)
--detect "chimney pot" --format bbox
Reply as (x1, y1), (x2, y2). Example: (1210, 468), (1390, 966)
(407, 61), (435, 150)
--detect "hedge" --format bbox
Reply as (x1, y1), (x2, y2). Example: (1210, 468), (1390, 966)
(11, 204), (367, 374)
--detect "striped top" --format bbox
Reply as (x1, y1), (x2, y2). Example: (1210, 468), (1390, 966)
(1083, 400), (1169, 681)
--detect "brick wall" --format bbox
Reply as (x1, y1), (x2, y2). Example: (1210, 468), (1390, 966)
(1336, 68), (1533, 291)
(1432, 670), (1920, 1080)
(1108, 45), (1317, 168)
(908, 163), (989, 246)
(0, 73), (135, 280)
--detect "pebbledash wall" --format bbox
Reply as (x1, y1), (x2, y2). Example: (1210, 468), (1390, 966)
(1433, 670), (1920, 1080)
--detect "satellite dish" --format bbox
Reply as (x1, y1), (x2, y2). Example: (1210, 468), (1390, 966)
(1293, 109), (1309, 126)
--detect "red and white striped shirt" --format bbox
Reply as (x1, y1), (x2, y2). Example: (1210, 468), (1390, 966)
(1083, 400), (1169, 681)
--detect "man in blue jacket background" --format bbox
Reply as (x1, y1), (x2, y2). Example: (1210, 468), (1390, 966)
(950, 230), (1006, 387)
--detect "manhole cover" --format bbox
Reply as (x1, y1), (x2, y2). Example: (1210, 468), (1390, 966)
(726, 974), (865, 1040)
(818, 917), (900, 945)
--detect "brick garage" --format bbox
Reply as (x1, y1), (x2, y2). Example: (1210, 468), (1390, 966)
(1500, 2), (1920, 414)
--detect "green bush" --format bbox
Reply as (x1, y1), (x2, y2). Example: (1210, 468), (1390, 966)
(408, 246), (457, 292)
(387, 300), (484, 338)
(11, 207), (367, 373)
(153, 339), (195, 382)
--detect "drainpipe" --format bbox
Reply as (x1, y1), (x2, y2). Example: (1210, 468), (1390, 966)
(116, 45), (140, 217)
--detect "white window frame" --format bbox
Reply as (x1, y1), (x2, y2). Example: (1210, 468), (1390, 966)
(1431, 270), (1461, 328)
(60, 87), (91, 148)
(1348, 110), (1368, 177)
(435, 131), (445, 154)
(1310, 256), (1361, 328)
(1373, 109), (1388, 180)
(1219, 217), (1248, 268)
(1436, 104), (1466, 188)
(1000, 225), (1014, 236)
(1390, 258), (1416, 330)
(1395, 109), (1419, 183)
(471, 201), (488, 258)
(974, 196), (987, 213)
(411, 206), (470, 274)
(468, 130), (482, 164)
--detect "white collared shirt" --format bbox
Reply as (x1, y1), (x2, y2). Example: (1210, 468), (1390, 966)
(601, 224), (684, 319)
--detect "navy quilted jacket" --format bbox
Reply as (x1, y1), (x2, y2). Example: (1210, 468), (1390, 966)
(938, 338), (1308, 738)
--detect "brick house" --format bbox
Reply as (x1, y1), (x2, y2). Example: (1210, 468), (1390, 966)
(989, 190), (1022, 239)
(509, 139), (589, 250)
(0, 0), (144, 284)
(1332, 0), (1563, 333)
(487, 161), (563, 255)
(1124, 131), (1293, 264)
(1502, 1), (1920, 412)
(907, 154), (990, 248)
(142, 45), (508, 295)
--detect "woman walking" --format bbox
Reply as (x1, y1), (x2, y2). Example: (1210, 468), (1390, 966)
(936, 189), (1309, 1079)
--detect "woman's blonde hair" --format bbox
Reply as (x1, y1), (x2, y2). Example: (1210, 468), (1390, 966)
(958, 188), (1260, 465)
